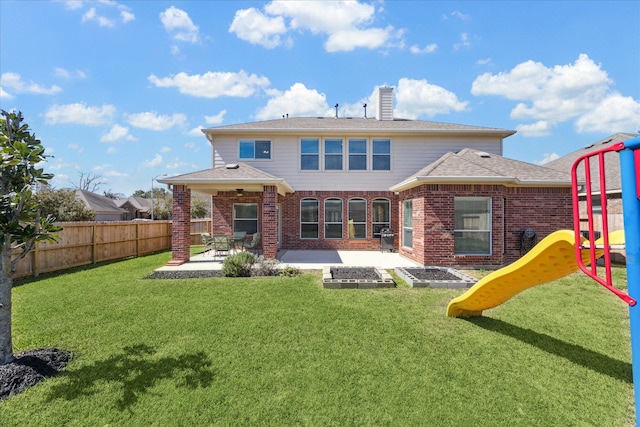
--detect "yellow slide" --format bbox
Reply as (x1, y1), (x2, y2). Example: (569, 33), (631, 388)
(446, 229), (625, 318)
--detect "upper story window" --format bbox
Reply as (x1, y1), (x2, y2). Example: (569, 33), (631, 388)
(372, 139), (391, 170)
(348, 139), (367, 171)
(324, 138), (343, 170)
(239, 140), (271, 160)
(301, 138), (319, 170)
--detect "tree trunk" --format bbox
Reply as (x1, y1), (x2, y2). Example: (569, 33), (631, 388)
(0, 242), (14, 365)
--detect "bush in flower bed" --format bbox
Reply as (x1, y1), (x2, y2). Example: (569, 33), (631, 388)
(222, 252), (256, 277)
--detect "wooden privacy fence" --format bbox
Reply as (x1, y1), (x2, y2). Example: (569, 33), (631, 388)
(11, 219), (209, 279)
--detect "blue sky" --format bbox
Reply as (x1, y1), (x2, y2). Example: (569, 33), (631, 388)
(1, 0), (639, 197)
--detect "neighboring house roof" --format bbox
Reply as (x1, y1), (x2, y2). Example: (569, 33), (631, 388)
(157, 162), (294, 196)
(544, 133), (639, 194)
(201, 117), (516, 138)
(75, 190), (127, 216)
(390, 148), (572, 192)
(116, 196), (151, 213)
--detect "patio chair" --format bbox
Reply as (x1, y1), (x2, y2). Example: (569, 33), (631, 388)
(201, 233), (214, 253)
(212, 235), (231, 258)
(242, 232), (261, 254)
(232, 231), (247, 252)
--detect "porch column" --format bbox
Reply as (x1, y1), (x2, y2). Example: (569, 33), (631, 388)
(167, 184), (191, 266)
(262, 185), (277, 259)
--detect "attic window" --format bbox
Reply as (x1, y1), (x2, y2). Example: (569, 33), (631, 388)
(226, 163), (239, 169)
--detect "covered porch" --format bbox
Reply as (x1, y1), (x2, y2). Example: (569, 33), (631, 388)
(158, 163), (294, 266)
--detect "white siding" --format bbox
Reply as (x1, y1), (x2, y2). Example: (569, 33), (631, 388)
(211, 134), (503, 191)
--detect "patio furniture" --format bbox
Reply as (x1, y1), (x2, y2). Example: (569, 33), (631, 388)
(232, 231), (247, 252)
(212, 235), (231, 258)
(242, 232), (261, 254)
(201, 233), (214, 253)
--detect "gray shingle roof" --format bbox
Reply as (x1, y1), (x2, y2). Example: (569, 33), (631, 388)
(544, 133), (639, 193)
(390, 148), (572, 191)
(202, 117), (515, 137)
(158, 162), (294, 195)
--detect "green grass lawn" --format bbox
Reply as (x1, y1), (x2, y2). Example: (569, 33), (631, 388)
(0, 252), (634, 426)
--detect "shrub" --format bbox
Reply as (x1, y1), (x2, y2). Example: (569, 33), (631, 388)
(252, 256), (281, 277)
(279, 266), (302, 277)
(222, 252), (256, 277)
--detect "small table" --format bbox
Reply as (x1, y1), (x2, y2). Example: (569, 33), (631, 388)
(232, 232), (247, 252)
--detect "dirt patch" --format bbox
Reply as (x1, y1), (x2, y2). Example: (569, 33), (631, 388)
(403, 268), (461, 281)
(0, 348), (72, 400)
(330, 267), (380, 280)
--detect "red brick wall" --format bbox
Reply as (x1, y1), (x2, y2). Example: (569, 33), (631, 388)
(170, 185), (191, 265)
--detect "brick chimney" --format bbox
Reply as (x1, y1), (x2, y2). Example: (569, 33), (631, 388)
(376, 86), (394, 121)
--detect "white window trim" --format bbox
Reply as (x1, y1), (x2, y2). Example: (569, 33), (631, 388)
(348, 198), (367, 239)
(402, 199), (412, 249)
(238, 139), (272, 161)
(324, 198), (343, 239)
(372, 198), (391, 238)
(300, 198), (319, 240)
(233, 203), (259, 234)
(298, 137), (392, 172)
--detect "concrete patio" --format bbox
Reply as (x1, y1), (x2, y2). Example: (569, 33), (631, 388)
(155, 249), (420, 272)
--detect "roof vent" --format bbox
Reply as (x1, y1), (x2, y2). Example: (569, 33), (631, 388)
(475, 151), (491, 158)
(226, 163), (239, 169)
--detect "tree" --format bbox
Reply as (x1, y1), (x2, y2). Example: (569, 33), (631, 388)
(191, 193), (210, 219)
(71, 171), (105, 192)
(103, 190), (124, 200)
(0, 110), (61, 365)
(35, 188), (95, 221)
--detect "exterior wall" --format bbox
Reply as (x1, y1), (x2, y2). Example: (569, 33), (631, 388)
(209, 134), (503, 191)
(169, 185), (191, 265)
(397, 184), (573, 267)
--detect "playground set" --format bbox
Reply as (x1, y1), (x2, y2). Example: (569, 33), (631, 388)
(446, 136), (640, 421)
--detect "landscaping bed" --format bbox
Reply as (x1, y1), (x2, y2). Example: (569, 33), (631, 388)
(395, 267), (477, 288)
(322, 266), (395, 289)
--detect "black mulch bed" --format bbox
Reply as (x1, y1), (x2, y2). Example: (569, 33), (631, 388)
(403, 268), (461, 281)
(330, 267), (380, 280)
(0, 348), (73, 400)
(145, 270), (224, 279)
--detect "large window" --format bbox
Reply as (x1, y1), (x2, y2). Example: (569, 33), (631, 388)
(239, 140), (271, 160)
(348, 198), (366, 239)
(372, 198), (390, 237)
(300, 198), (319, 239)
(402, 200), (413, 248)
(348, 139), (367, 170)
(372, 139), (391, 170)
(300, 138), (319, 170)
(233, 204), (258, 234)
(324, 138), (343, 170)
(454, 197), (491, 255)
(325, 198), (343, 239)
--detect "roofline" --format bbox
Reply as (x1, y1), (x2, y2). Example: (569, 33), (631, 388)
(157, 177), (295, 195)
(202, 127), (516, 138)
(390, 176), (571, 192)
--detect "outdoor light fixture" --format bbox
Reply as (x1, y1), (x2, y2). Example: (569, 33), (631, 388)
(236, 188), (244, 197)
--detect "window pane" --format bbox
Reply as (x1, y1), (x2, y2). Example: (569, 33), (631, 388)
(349, 223), (366, 239)
(349, 139), (366, 153)
(301, 138), (319, 153)
(239, 140), (254, 159)
(255, 141), (271, 159)
(301, 224), (318, 239)
(325, 139), (343, 153)
(373, 139), (390, 154)
(234, 204), (258, 219)
(234, 220), (258, 234)
(454, 198), (490, 230)
(301, 200), (318, 222)
(372, 155), (390, 170)
(301, 155), (319, 170)
(373, 199), (390, 222)
(348, 200), (366, 222)
(454, 231), (490, 254)
(325, 224), (342, 239)
(325, 199), (342, 221)
(403, 228), (413, 247)
(325, 155), (343, 170)
(349, 155), (367, 170)
(403, 200), (412, 227)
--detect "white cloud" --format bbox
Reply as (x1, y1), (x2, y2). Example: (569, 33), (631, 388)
(450, 10), (471, 21)
(188, 126), (205, 137)
(255, 83), (331, 120)
(67, 143), (84, 153)
(63, 1), (83, 10)
(516, 120), (552, 137)
(471, 54), (638, 136)
(69, 1), (134, 26)
(101, 124), (136, 142)
(44, 103), (115, 126)
(167, 160), (189, 169)
(54, 67), (87, 79)
(575, 93), (640, 134)
(160, 6), (199, 43)
(453, 32), (471, 50)
(120, 10), (135, 23)
(205, 110), (227, 125)
(230, 1), (404, 52)
(143, 154), (163, 168)
(229, 8), (286, 48)
(149, 71), (270, 98)
(535, 152), (561, 165)
(160, 146), (171, 153)
(395, 78), (469, 119)
(410, 43), (437, 54)
(82, 7), (115, 27)
(0, 87), (13, 99)
(1, 72), (62, 95)
(127, 111), (187, 131)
